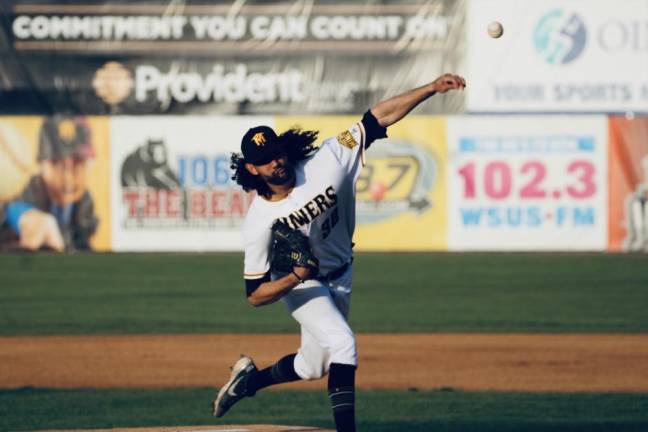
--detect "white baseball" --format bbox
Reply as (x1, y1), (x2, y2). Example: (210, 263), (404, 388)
(487, 21), (504, 38)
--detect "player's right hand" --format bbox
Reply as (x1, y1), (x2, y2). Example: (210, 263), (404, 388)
(431, 73), (466, 93)
(18, 209), (65, 252)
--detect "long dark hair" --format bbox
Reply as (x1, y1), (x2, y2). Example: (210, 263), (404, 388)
(230, 127), (319, 199)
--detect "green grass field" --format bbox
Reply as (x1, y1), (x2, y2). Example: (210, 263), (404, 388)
(1, 252), (647, 335)
(1, 388), (648, 432)
(1, 252), (648, 431)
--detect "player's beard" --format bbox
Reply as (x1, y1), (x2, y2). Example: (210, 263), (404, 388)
(265, 163), (294, 186)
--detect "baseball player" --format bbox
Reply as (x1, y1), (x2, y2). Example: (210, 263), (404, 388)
(213, 73), (466, 432)
(0, 116), (98, 251)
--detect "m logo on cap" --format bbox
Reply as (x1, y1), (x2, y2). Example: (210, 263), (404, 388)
(252, 132), (266, 146)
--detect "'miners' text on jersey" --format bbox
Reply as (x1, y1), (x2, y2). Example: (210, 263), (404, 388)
(243, 121), (368, 282)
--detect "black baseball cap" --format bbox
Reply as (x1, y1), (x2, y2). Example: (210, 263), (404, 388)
(241, 126), (284, 165)
(38, 116), (95, 162)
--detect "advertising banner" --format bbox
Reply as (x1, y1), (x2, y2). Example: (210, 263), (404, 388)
(110, 116), (264, 251)
(9, 2), (455, 53)
(608, 117), (648, 252)
(0, 116), (111, 251)
(447, 116), (608, 251)
(275, 116), (447, 251)
(0, 1), (465, 115)
(467, 0), (648, 113)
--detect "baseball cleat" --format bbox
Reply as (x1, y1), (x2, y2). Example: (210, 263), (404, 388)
(212, 355), (258, 418)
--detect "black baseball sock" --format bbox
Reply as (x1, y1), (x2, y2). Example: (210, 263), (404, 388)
(328, 363), (356, 432)
(246, 353), (301, 395)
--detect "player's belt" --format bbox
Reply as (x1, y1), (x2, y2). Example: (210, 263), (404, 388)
(316, 261), (351, 282)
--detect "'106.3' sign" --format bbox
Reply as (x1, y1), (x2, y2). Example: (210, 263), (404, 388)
(447, 116), (608, 251)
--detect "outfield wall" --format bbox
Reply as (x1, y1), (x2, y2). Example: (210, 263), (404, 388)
(2, 1), (648, 252)
(1, 115), (646, 252)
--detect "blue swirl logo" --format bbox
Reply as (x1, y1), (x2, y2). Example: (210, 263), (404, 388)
(533, 9), (587, 65)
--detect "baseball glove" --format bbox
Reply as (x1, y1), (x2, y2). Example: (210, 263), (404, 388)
(270, 220), (319, 278)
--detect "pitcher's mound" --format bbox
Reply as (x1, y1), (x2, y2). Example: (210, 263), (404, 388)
(40, 426), (334, 432)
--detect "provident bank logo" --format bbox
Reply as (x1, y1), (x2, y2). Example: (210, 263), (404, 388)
(93, 61), (134, 106)
(92, 61), (304, 106)
(533, 9), (587, 65)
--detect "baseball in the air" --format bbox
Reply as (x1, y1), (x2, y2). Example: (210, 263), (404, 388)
(487, 21), (504, 38)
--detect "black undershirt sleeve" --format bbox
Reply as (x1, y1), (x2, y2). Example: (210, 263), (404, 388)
(245, 271), (271, 297)
(361, 110), (388, 149)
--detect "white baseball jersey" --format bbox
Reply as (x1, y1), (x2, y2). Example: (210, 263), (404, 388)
(243, 121), (368, 282)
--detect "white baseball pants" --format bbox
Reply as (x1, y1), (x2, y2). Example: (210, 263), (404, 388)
(281, 266), (356, 380)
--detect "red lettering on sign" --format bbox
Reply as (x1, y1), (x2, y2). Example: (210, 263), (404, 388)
(191, 191), (206, 217)
(123, 190), (140, 217)
(166, 190), (181, 218)
(145, 189), (160, 217)
(211, 190), (225, 217)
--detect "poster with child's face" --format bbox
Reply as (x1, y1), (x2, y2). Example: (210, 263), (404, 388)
(0, 116), (110, 252)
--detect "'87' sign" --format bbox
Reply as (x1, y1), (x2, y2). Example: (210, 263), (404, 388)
(447, 116), (608, 251)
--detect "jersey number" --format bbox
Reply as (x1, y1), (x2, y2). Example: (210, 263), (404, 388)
(322, 206), (339, 239)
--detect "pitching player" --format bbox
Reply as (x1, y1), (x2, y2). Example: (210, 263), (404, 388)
(213, 73), (466, 432)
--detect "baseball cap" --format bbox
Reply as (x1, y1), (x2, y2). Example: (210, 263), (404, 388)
(241, 126), (284, 165)
(37, 116), (95, 162)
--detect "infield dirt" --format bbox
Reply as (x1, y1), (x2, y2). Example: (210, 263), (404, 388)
(2, 333), (647, 392)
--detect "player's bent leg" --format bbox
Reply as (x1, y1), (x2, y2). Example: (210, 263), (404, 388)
(212, 353), (301, 418)
(293, 330), (355, 380)
(248, 353), (301, 393)
(292, 324), (356, 380)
